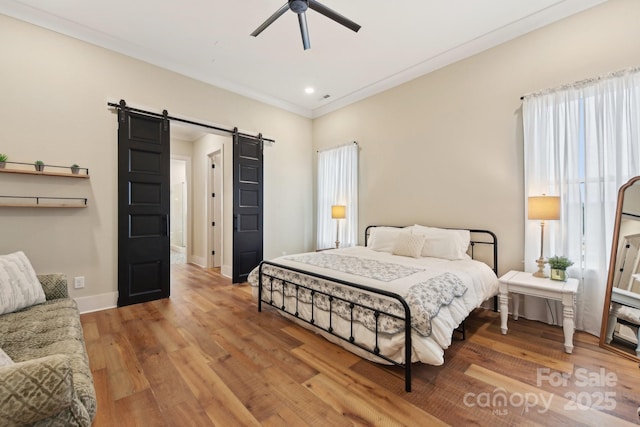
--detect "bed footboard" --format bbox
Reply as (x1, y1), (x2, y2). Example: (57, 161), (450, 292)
(258, 261), (414, 392)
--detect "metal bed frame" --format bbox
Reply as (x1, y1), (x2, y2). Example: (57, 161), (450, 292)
(257, 225), (498, 392)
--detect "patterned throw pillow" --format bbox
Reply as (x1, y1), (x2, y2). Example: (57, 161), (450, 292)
(0, 251), (46, 315)
(0, 347), (14, 367)
(392, 232), (426, 258)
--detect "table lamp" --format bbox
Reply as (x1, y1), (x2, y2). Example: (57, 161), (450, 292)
(331, 205), (346, 248)
(528, 195), (560, 278)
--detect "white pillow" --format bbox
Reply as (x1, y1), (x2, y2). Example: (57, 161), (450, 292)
(0, 251), (46, 315)
(0, 348), (14, 367)
(368, 227), (403, 253)
(413, 225), (471, 260)
(392, 232), (426, 258)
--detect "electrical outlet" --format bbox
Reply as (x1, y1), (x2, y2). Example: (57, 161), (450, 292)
(74, 276), (85, 289)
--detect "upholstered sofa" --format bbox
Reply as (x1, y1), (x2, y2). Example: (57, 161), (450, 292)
(0, 271), (97, 426)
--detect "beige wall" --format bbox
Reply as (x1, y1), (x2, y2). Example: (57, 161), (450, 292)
(0, 14), (313, 310)
(313, 0), (640, 275)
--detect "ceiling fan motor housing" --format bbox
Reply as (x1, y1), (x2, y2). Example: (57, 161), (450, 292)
(289, 0), (309, 14)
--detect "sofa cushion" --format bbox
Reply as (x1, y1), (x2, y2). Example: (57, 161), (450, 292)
(0, 251), (46, 315)
(0, 298), (97, 422)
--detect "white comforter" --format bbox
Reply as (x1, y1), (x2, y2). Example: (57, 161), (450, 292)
(247, 246), (498, 366)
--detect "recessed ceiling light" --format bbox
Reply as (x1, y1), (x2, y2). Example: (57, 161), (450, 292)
(305, 87), (315, 94)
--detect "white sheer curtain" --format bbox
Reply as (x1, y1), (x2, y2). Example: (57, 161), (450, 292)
(317, 143), (358, 249)
(523, 68), (640, 336)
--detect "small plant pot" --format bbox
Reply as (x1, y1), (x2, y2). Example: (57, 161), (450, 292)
(0, 162), (5, 169)
(35, 164), (45, 172)
(550, 268), (567, 281)
(71, 167), (80, 175)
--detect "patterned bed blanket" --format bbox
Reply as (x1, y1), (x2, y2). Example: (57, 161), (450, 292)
(248, 252), (468, 337)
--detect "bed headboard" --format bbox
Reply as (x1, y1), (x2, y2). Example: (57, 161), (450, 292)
(364, 225), (498, 275)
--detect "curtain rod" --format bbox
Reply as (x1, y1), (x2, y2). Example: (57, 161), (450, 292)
(316, 141), (358, 153)
(107, 100), (275, 143)
(520, 66), (640, 101)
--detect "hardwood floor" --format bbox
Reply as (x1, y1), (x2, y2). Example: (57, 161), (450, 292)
(81, 263), (640, 426)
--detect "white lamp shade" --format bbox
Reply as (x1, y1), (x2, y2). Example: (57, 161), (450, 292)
(528, 196), (560, 220)
(331, 205), (346, 219)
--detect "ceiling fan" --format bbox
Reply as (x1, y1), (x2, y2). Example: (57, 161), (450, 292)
(251, 0), (361, 50)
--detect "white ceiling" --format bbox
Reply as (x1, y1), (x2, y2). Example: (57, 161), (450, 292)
(1, 0), (605, 119)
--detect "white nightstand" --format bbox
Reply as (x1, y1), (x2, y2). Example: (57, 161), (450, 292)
(498, 270), (579, 353)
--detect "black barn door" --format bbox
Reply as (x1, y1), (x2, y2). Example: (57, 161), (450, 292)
(117, 107), (170, 306)
(233, 134), (264, 283)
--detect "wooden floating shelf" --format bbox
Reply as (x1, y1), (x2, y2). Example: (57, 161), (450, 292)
(0, 168), (89, 178)
(0, 196), (88, 208)
(0, 161), (89, 178)
(0, 203), (88, 208)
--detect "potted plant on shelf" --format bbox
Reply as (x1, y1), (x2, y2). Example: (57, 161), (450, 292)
(34, 160), (45, 172)
(0, 153), (7, 169)
(548, 255), (574, 281)
(71, 164), (80, 174)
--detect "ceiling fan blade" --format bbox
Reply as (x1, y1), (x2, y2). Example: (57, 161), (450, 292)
(308, 0), (361, 33)
(298, 12), (311, 50)
(250, 2), (290, 37)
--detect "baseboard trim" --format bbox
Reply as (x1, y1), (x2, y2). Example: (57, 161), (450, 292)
(221, 264), (232, 279)
(74, 263), (234, 313)
(75, 292), (118, 314)
(189, 255), (206, 267)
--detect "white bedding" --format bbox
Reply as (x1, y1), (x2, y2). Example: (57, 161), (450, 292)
(247, 246), (498, 366)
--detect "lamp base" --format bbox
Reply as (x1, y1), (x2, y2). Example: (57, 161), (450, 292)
(532, 257), (547, 278)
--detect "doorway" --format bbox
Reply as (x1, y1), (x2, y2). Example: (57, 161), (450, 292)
(170, 158), (188, 264)
(115, 101), (266, 306)
(171, 123), (229, 273)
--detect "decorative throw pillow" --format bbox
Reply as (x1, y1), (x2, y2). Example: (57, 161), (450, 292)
(392, 232), (426, 258)
(0, 251), (46, 315)
(0, 347), (14, 367)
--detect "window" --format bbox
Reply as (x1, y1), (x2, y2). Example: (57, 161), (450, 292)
(316, 143), (358, 249)
(523, 68), (640, 335)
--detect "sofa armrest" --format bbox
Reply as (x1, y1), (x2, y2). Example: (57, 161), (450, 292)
(37, 274), (69, 300)
(0, 354), (75, 426)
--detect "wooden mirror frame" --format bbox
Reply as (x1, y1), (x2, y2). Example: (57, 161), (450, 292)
(599, 175), (640, 361)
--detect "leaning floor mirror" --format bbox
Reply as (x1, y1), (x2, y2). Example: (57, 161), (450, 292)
(600, 176), (640, 361)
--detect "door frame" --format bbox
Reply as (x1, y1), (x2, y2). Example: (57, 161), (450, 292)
(208, 149), (223, 268)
